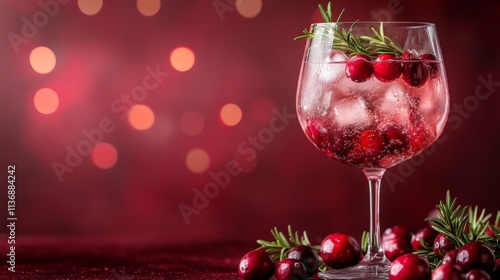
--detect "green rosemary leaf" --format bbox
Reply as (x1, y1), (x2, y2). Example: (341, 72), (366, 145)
(318, 3), (332, 23)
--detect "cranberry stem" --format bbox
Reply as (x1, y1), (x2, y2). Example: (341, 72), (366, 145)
(362, 168), (391, 267)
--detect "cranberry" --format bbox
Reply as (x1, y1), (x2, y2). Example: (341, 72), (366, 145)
(485, 222), (499, 237)
(346, 54), (373, 82)
(456, 241), (495, 273)
(389, 254), (431, 280)
(320, 233), (362, 269)
(402, 58), (429, 88)
(465, 269), (492, 280)
(304, 118), (328, 149)
(433, 233), (456, 256)
(492, 259), (500, 280)
(382, 237), (413, 262)
(443, 249), (460, 265)
(373, 54), (402, 82)
(412, 227), (439, 251)
(329, 127), (357, 158)
(288, 245), (319, 277)
(238, 249), (275, 280)
(401, 51), (415, 60)
(418, 53), (440, 79)
(383, 124), (410, 155)
(383, 225), (413, 244)
(409, 123), (434, 153)
(431, 264), (464, 280)
(348, 129), (385, 165)
(275, 259), (308, 280)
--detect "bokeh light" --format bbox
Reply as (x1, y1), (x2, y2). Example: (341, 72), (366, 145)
(128, 104), (155, 130)
(137, 0), (161, 16)
(91, 142), (118, 169)
(220, 103), (242, 127)
(77, 0), (103, 16)
(236, 0), (263, 18)
(180, 111), (205, 136)
(170, 47), (195, 72)
(33, 88), (59, 115)
(29, 46), (56, 74)
(186, 149), (210, 173)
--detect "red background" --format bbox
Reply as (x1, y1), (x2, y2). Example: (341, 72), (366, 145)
(0, 0), (499, 247)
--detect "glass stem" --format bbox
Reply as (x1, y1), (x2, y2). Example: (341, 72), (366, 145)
(362, 167), (386, 260)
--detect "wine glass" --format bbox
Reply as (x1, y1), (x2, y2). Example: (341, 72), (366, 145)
(296, 22), (449, 279)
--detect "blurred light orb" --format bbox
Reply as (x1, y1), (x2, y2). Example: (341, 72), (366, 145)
(236, 0), (263, 18)
(180, 111), (205, 136)
(186, 149), (210, 173)
(34, 88), (59, 115)
(92, 142), (118, 169)
(220, 103), (242, 127)
(128, 104), (155, 130)
(30, 46), (56, 74)
(170, 47), (195, 72)
(137, 0), (161, 16)
(77, 0), (103, 16)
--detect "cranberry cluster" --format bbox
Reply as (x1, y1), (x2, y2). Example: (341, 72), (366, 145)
(238, 245), (319, 280)
(345, 52), (439, 88)
(383, 225), (500, 280)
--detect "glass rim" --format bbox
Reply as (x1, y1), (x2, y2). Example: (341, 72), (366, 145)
(310, 21), (436, 28)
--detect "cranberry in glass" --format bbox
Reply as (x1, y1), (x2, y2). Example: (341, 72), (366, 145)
(320, 233), (362, 269)
(389, 254), (431, 280)
(431, 264), (464, 280)
(345, 54), (373, 82)
(238, 249), (275, 280)
(275, 259), (308, 280)
(418, 53), (440, 79)
(434, 233), (456, 256)
(412, 227), (439, 251)
(465, 269), (491, 280)
(288, 245), (320, 277)
(456, 241), (495, 273)
(402, 58), (429, 88)
(373, 54), (402, 82)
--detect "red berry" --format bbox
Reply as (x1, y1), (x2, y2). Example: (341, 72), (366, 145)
(238, 249), (275, 280)
(409, 123), (434, 153)
(382, 237), (413, 262)
(320, 233), (362, 269)
(492, 259), (500, 280)
(465, 269), (491, 280)
(389, 254), (431, 280)
(374, 54), (402, 82)
(382, 124), (410, 155)
(418, 53), (440, 79)
(411, 227), (439, 251)
(275, 259), (308, 280)
(329, 127), (357, 158)
(443, 249), (460, 265)
(433, 233), (456, 256)
(304, 118), (328, 149)
(403, 58), (429, 88)
(346, 54), (373, 82)
(431, 264), (464, 280)
(401, 51), (415, 60)
(349, 129), (385, 165)
(287, 245), (319, 277)
(383, 225), (413, 244)
(456, 241), (496, 273)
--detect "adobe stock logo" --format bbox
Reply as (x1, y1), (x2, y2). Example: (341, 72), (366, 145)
(178, 106), (296, 225)
(7, 0), (70, 54)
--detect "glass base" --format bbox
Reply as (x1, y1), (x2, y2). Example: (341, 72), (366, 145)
(318, 253), (390, 279)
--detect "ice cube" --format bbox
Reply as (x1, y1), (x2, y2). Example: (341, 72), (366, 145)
(374, 83), (411, 125)
(319, 52), (348, 82)
(332, 97), (372, 127)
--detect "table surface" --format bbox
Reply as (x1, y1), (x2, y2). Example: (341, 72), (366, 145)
(0, 237), (323, 280)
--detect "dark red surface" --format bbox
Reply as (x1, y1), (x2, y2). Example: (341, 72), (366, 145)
(0, 237), (323, 280)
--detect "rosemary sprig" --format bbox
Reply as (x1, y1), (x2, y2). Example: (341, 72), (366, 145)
(295, 1), (403, 58)
(426, 191), (469, 247)
(256, 225), (328, 272)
